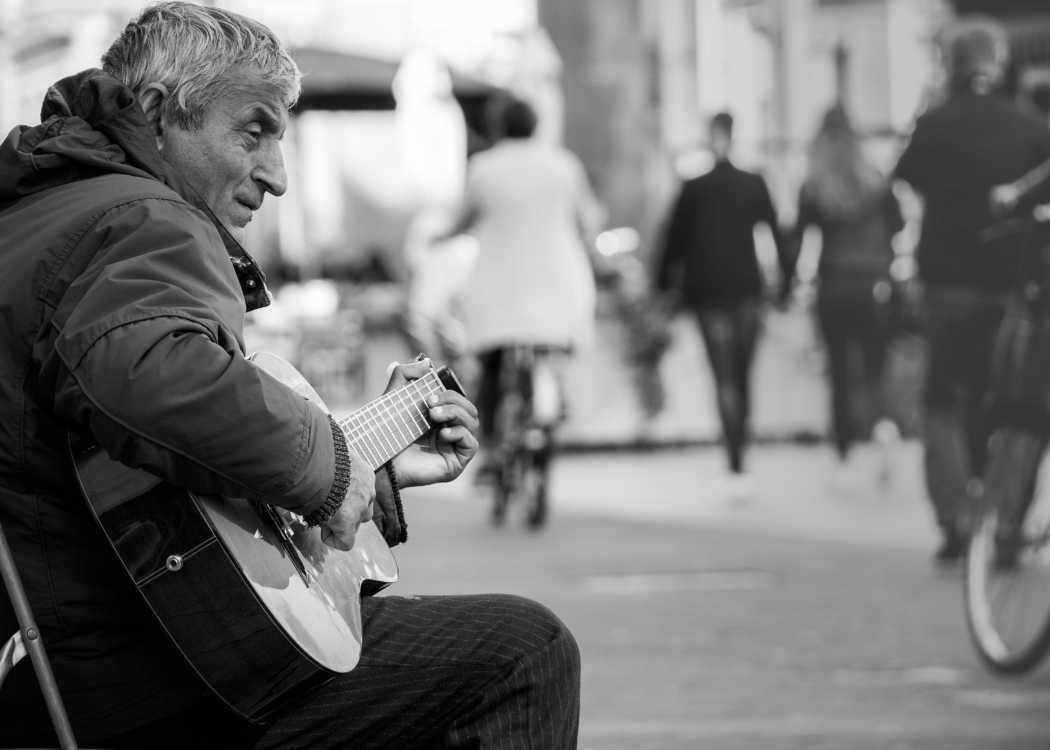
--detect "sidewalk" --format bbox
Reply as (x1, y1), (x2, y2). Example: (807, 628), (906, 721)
(393, 445), (1050, 750)
(558, 308), (831, 446)
(551, 440), (940, 551)
(415, 440), (942, 552)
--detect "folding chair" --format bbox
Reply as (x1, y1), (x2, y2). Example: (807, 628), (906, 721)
(0, 517), (79, 750)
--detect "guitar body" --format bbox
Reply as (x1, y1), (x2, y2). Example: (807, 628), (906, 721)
(70, 352), (401, 721)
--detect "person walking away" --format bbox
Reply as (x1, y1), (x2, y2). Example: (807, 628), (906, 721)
(447, 99), (603, 478)
(894, 16), (1050, 563)
(789, 107), (905, 493)
(655, 112), (791, 502)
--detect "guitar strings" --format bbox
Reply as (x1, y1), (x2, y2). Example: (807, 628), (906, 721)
(337, 373), (444, 469)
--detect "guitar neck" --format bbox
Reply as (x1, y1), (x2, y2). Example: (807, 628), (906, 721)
(336, 370), (445, 470)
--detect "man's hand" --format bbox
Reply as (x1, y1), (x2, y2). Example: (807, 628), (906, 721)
(990, 182), (1023, 218)
(320, 450), (375, 551)
(385, 359), (479, 488)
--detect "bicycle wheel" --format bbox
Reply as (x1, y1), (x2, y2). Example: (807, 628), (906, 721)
(491, 444), (523, 526)
(965, 429), (1050, 674)
(521, 448), (550, 529)
(489, 352), (524, 526)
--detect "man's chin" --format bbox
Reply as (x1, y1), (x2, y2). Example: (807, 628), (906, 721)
(221, 218), (248, 243)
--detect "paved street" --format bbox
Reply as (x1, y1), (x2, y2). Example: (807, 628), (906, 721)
(386, 441), (1050, 749)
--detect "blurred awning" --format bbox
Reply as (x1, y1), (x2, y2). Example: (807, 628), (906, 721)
(290, 47), (499, 112)
(290, 47), (502, 153)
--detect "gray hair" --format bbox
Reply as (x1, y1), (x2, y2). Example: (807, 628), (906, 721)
(101, 2), (301, 130)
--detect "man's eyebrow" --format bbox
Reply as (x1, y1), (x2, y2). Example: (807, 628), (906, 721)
(244, 105), (286, 135)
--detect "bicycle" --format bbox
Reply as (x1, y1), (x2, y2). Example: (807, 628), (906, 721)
(965, 429), (1050, 674)
(964, 204), (1050, 675)
(488, 346), (564, 528)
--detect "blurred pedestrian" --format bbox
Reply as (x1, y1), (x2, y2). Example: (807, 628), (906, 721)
(446, 98), (603, 469)
(893, 16), (1050, 563)
(655, 112), (791, 500)
(789, 106), (904, 491)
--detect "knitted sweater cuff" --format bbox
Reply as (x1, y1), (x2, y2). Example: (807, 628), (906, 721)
(304, 415), (351, 527)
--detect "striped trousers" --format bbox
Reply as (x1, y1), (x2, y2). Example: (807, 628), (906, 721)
(105, 594), (581, 749)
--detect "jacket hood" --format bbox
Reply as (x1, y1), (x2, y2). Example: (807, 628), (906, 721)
(0, 69), (167, 200)
(0, 69), (270, 310)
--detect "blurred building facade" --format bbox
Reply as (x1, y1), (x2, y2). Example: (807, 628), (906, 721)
(540, 0), (954, 260)
(2, 0), (1047, 431)
(8, 0), (1050, 263)
(0, 0), (545, 280)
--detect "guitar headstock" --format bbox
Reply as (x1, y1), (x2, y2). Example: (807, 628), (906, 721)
(409, 352), (464, 398)
(435, 366), (465, 397)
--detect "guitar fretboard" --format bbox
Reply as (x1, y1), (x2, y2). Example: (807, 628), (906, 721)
(337, 371), (444, 470)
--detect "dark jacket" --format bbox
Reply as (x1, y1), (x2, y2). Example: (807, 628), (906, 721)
(793, 183), (904, 289)
(0, 70), (343, 744)
(894, 90), (1050, 291)
(655, 160), (789, 311)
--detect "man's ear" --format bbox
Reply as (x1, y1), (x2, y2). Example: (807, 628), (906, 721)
(136, 83), (170, 152)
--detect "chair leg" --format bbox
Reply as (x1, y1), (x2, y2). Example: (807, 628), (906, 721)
(0, 519), (79, 750)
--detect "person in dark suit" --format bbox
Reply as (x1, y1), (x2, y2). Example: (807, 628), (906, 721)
(655, 113), (791, 498)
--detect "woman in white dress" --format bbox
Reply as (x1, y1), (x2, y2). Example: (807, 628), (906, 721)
(448, 99), (603, 462)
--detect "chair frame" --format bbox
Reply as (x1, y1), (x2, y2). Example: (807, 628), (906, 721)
(0, 518), (79, 750)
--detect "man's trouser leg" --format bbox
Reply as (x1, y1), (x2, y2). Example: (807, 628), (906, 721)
(923, 405), (976, 535)
(922, 285), (1010, 539)
(105, 593), (581, 750)
(258, 593), (581, 750)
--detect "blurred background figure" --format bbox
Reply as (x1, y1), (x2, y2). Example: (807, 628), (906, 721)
(1022, 81), (1050, 126)
(655, 112), (790, 502)
(894, 15), (1050, 564)
(789, 106), (904, 494)
(445, 97), (603, 479)
(395, 49), (474, 370)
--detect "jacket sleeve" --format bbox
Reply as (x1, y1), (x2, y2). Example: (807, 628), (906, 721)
(45, 197), (339, 513)
(784, 185), (816, 291)
(1017, 130), (1050, 210)
(893, 115), (934, 193)
(755, 175), (794, 288)
(883, 186), (905, 238)
(654, 183), (691, 293)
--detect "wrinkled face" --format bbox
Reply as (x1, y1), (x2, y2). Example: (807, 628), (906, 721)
(160, 70), (289, 242)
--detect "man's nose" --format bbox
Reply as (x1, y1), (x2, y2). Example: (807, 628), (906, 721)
(255, 141), (288, 197)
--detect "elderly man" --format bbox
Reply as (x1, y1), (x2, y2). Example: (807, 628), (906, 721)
(0, 4), (579, 748)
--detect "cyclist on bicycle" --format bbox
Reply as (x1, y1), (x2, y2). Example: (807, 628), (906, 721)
(958, 165), (1050, 675)
(893, 16), (1050, 563)
(444, 98), (604, 494)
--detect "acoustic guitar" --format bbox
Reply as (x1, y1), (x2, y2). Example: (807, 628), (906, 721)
(69, 352), (463, 722)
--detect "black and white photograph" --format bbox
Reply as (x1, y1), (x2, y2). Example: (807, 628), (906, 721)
(1, 0), (1050, 748)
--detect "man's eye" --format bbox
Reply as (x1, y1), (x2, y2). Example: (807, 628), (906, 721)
(245, 129), (261, 142)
